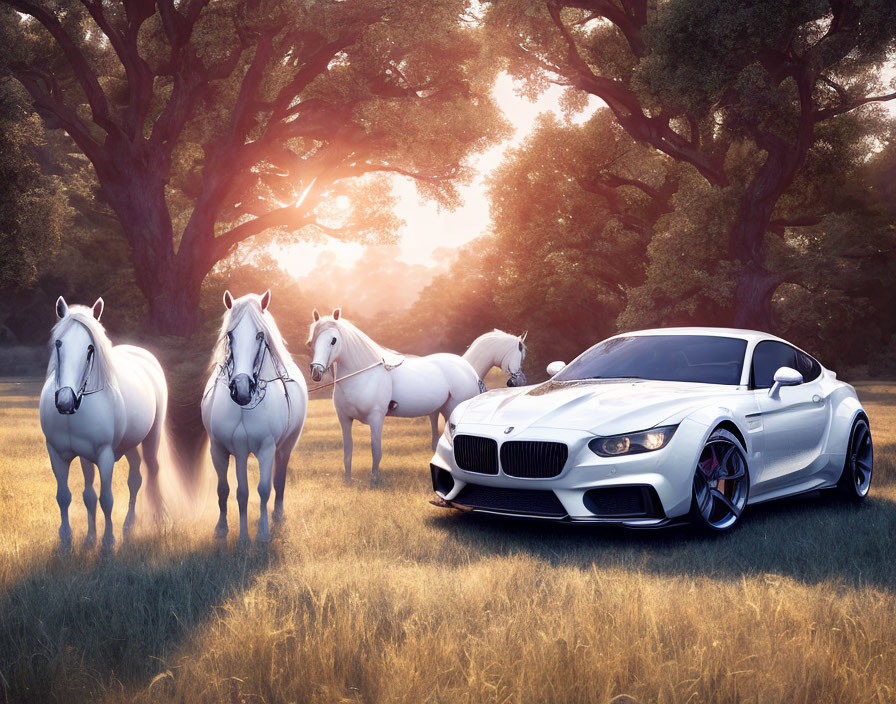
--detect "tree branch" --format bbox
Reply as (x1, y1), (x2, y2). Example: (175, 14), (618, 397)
(544, 0), (728, 186)
(7, 0), (116, 134)
(212, 206), (316, 262)
(79, 0), (155, 138)
(815, 91), (896, 122)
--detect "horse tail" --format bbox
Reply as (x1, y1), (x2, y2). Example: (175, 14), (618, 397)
(134, 359), (167, 521)
(141, 350), (211, 521)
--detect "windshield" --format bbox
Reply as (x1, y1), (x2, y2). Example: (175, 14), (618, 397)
(554, 335), (748, 385)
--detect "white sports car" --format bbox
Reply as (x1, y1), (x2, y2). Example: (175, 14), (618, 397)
(429, 328), (872, 532)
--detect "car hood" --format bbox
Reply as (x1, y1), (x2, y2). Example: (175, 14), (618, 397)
(456, 379), (734, 436)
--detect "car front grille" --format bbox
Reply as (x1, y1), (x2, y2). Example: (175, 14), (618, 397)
(453, 435), (498, 474)
(500, 441), (568, 478)
(452, 483), (567, 517)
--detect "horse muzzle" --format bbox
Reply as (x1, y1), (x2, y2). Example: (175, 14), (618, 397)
(507, 371), (527, 387)
(310, 363), (326, 383)
(55, 386), (80, 414)
(229, 374), (256, 406)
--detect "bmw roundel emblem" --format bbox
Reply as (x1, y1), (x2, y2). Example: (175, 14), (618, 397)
(504, 426), (514, 434)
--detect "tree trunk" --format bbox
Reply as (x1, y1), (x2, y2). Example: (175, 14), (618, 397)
(726, 134), (797, 331)
(146, 271), (204, 337)
(731, 268), (784, 330)
(98, 152), (210, 337)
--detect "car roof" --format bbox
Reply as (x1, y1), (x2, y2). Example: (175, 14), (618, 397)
(610, 327), (789, 345)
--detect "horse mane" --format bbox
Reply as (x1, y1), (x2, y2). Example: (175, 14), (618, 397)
(210, 295), (294, 375)
(307, 316), (405, 369)
(463, 329), (521, 378)
(47, 306), (117, 391)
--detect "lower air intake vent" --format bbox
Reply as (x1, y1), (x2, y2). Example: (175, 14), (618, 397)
(582, 486), (664, 518)
(452, 483), (567, 517)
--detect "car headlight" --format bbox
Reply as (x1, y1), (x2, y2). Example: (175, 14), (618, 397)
(443, 421), (458, 447)
(588, 426), (677, 457)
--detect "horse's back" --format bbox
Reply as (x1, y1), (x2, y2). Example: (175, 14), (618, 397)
(424, 353), (480, 393)
(389, 354), (480, 416)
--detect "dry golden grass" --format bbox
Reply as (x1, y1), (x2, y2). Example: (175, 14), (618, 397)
(0, 379), (895, 703)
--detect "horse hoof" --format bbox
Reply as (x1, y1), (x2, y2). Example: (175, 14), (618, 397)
(214, 526), (228, 540)
(82, 533), (97, 550)
(342, 474), (353, 486)
(256, 533), (271, 544)
(100, 539), (115, 555)
(370, 475), (383, 488)
(237, 534), (251, 548)
(272, 509), (285, 525)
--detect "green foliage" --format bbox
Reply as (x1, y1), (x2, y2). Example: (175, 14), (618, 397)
(0, 81), (69, 291)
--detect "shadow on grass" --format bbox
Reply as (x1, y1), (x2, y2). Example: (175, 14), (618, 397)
(427, 490), (896, 591)
(0, 538), (272, 703)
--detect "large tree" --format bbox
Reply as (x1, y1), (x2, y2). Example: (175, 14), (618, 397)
(487, 0), (896, 329)
(1, 0), (506, 335)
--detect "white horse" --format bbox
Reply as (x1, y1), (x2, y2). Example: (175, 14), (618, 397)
(463, 329), (528, 387)
(308, 308), (482, 483)
(39, 297), (168, 551)
(201, 290), (307, 543)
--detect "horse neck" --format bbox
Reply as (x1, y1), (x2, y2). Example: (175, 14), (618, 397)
(463, 337), (505, 378)
(335, 328), (383, 377)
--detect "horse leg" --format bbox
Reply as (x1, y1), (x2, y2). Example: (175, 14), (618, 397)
(256, 443), (275, 543)
(80, 458), (97, 548)
(97, 446), (116, 552)
(123, 448), (142, 539)
(210, 442), (230, 539)
(47, 444), (72, 550)
(429, 412), (440, 452)
(338, 412), (353, 483)
(369, 413), (385, 486)
(235, 453), (250, 544)
(272, 447), (290, 525)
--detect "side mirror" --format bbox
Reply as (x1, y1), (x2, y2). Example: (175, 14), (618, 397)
(769, 366), (803, 397)
(546, 361), (566, 376)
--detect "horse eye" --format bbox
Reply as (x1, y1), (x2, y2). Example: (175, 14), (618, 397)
(331, 337), (337, 346)
(87, 345), (94, 354)
(55, 339), (62, 349)
(256, 331), (264, 341)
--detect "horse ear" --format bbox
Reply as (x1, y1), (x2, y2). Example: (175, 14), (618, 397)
(521, 330), (528, 342)
(332, 307), (341, 320)
(223, 290), (233, 310)
(260, 289), (271, 311)
(55, 296), (68, 319)
(91, 297), (104, 321)
(312, 308), (320, 322)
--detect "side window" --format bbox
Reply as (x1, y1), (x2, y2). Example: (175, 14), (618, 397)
(794, 350), (821, 382)
(750, 341), (798, 389)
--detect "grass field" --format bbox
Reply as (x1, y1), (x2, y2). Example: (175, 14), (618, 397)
(0, 379), (895, 703)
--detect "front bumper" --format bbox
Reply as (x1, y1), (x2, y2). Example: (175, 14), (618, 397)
(429, 418), (708, 527)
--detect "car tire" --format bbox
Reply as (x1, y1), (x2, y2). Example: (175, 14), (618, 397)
(689, 428), (750, 533)
(836, 417), (873, 500)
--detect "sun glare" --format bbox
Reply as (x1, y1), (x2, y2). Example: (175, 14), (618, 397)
(277, 73), (602, 280)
